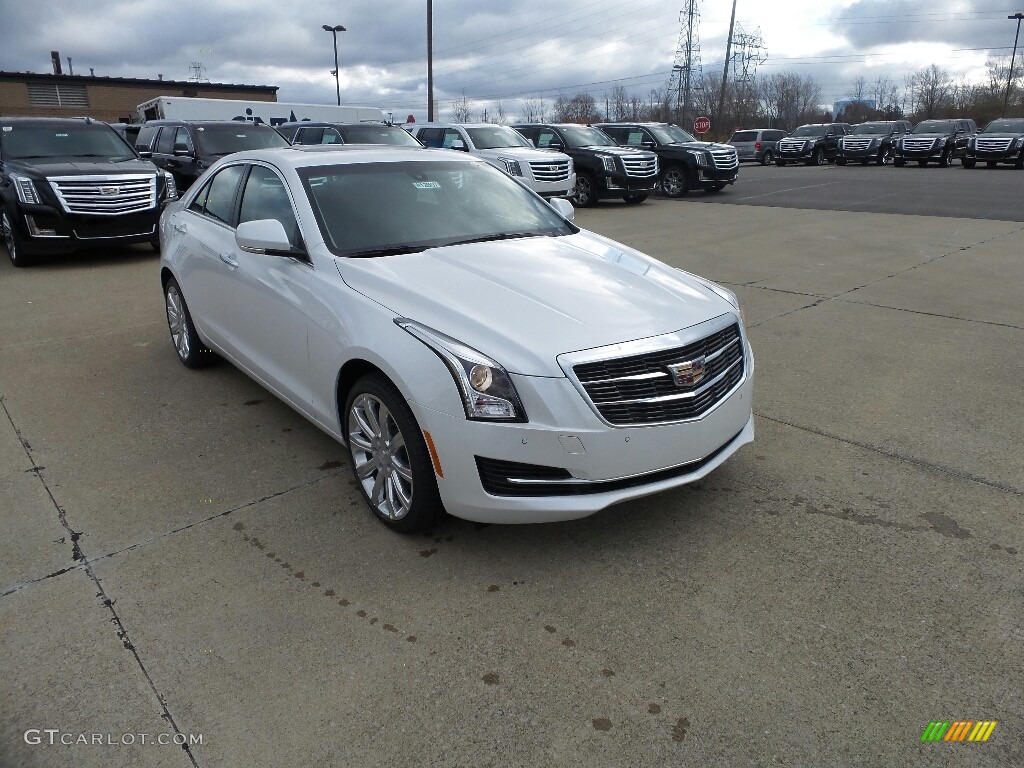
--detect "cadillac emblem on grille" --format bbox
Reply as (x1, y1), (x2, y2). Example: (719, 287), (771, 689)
(99, 186), (120, 195)
(668, 356), (706, 387)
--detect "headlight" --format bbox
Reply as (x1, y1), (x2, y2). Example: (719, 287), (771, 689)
(1015, 137), (1024, 149)
(162, 171), (178, 200)
(396, 319), (527, 422)
(598, 154), (617, 173)
(10, 173), (41, 205)
(499, 158), (523, 177)
(686, 150), (708, 166)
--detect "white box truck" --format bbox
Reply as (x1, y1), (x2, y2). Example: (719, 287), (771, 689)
(136, 97), (384, 126)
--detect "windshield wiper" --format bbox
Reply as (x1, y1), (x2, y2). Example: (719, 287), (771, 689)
(445, 232), (540, 247)
(345, 244), (428, 258)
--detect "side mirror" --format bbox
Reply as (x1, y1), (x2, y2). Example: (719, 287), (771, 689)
(450, 139), (468, 151)
(549, 197), (575, 222)
(173, 143), (192, 156)
(137, 149), (153, 158)
(547, 141), (564, 151)
(642, 141), (656, 149)
(236, 219), (294, 256)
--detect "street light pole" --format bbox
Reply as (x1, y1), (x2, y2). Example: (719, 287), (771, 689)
(427, 0), (434, 121)
(1004, 13), (1024, 118)
(322, 24), (346, 106)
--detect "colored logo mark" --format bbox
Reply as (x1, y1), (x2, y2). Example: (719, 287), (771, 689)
(921, 721), (997, 742)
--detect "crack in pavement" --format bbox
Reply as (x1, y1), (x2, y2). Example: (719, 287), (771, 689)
(755, 412), (1022, 497)
(1, 396), (202, 768)
(834, 298), (1024, 331)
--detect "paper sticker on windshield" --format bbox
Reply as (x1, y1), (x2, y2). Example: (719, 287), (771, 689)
(55, 133), (69, 137)
(2, 127), (11, 132)
(413, 181), (440, 189)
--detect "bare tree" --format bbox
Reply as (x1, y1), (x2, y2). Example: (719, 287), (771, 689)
(610, 85), (630, 121)
(757, 72), (822, 130)
(521, 96), (546, 123)
(449, 94), (473, 123)
(553, 92), (601, 123)
(908, 65), (952, 119)
(493, 100), (508, 125)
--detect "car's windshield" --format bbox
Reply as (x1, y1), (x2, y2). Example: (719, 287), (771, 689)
(300, 160), (577, 257)
(559, 126), (617, 148)
(982, 119), (1024, 133)
(0, 123), (135, 160)
(851, 123), (891, 135)
(466, 126), (533, 149)
(195, 124), (290, 155)
(911, 121), (954, 134)
(791, 125), (826, 137)
(338, 125), (422, 146)
(649, 124), (697, 143)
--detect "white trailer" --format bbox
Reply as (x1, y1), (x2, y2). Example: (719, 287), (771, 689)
(136, 97), (384, 126)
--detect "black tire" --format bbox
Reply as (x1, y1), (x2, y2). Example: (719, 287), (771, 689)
(878, 148), (893, 165)
(150, 233), (161, 254)
(623, 193), (647, 204)
(962, 158), (976, 169)
(760, 150), (773, 165)
(836, 158), (847, 166)
(570, 173), (598, 207)
(163, 277), (216, 369)
(894, 158), (906, 167)
(659, 166), (690, 198)
(809, 148), (826, 166)
(938, 150), (952, 168)
(2, 208), (34, 267)
(1015, 154), (1024, 170)
(344, 373), (442, 533)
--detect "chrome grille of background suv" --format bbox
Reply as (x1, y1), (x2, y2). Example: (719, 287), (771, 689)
(528, 160), (572, 182)
(621, 155), (659, 178)
(48, 174), (157, 215)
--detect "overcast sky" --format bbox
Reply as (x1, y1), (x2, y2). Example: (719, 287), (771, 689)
(1, 0), (1019, 121)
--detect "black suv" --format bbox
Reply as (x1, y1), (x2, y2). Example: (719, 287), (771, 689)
(894, 119), (977, 167)
(963, 118), (1024, 169)
(135, 120), (290, 191)
(836, 120), (913, 165)
(1, 117), (177, 267)
(277, 121), (423, 147)
(512, 123), (658, 206)
(595, 122), (738, 198)
(776, 124), (850, 166)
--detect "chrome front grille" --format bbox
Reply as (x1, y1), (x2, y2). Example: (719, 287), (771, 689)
(529, 160), (572, 182)
(901, 138), (937, 152)
(975, 137), (1015, 152)
(778, 139), (807, 153)
(842, 137), (874, 151)
(710, 148), (739, 170)
(48, 174), (157, 216)
(621, 155), (659, 178)
(573, 323), (744, 425)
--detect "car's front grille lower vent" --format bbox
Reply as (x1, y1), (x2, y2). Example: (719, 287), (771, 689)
(621, 155), (659, 178)
(573, 323), (744, 425)
(48, 174), (157, 216)
(529, 160), (572, 182)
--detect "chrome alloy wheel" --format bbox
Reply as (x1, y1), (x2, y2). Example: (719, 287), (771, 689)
(348, 394), (414, 521)
(165, 282), (191, 361)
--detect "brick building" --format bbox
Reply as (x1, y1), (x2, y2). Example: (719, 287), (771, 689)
(0, 71), (278, 123)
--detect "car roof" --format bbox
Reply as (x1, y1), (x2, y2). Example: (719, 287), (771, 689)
(411, 122), (511, 129)
(276, 121), (393, 129)
(212, 144), (484, 170)
(0, 116), (109, 127)
(142, 119), (280, 127)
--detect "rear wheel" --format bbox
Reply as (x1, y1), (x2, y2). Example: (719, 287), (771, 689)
(571, 173), (598, 207)
(760, 150), (774, 165)
(2, 208), (34, 267)
(623, 193), (647, 204)
(962, 158), (976, 169)
(659, 166), (690, 198)
(345, 374), (442, 533)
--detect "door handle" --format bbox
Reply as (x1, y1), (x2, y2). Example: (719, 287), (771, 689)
(220, 253), (239, 268)
(172, 222), (187, 234)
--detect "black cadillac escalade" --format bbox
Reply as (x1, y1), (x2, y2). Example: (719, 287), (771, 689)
(962, 118), (1024, 169)
(1, 117), (177, 267)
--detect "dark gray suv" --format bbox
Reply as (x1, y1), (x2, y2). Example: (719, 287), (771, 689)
(727, 128), (788, 165)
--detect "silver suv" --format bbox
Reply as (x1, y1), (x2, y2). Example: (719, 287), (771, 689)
(728, 128), (788, 165)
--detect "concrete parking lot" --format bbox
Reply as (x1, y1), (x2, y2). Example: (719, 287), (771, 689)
(1, 172), (1022, 767)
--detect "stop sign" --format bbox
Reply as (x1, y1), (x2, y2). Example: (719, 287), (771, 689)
(694, 116), (711, 135)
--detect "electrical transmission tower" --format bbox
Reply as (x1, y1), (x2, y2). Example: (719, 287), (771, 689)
(187, 61), (209, 83)
(729, 24), (767, 89)
(666, 0), (701, 124)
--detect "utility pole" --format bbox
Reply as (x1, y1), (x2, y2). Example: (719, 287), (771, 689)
(1004, 12), (1024, 117)
(716, 0), (738, 132)
(427, 0), (434, 121)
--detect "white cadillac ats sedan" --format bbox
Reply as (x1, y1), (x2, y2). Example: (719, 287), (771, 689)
(159, 145), (754, 532)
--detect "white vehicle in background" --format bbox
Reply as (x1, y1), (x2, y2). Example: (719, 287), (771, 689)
(136, 97), (383, 127)
(407, 123), (575, 198)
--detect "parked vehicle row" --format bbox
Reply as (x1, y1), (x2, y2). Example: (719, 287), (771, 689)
(837, 121), (913, 165)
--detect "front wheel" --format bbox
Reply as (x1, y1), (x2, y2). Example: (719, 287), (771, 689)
(962, 158), (976, 169)
(570, 173), (598, 207)
(809, 148), (826, 166)
(878, 148), (893, 165)
(345, 374), (442, 533)
(659, 166), (690, 198)
(164, 277), (216, 368)
(623, 193), (647, 204)
(938, 150), (952, 168)
(2, 208), (34, 267)
(760, 150), (774, 165)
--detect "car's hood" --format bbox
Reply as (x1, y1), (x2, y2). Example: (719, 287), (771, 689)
(9, 158), (158, 176)
(335, 231), (732, 377)
(665, 141), (733, 152)
(976, 132), (1024, 138)
(579, 145), (654, 156)
(475, 146), (569, 162)
(905, 133), (953, 138)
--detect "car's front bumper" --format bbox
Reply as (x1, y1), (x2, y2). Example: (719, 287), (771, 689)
(8, 202), (160, 255)
(529, 171), (576, 198)
(411, 351), (754, 524)
(965, 148), (1022, 162)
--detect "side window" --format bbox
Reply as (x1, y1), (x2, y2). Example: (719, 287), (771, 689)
(321, 128), (343, 145)
(440, 128), (463, 148)
(188, 179), (212, 214)
(173, 127), (193, 153)
(198, 164), (246, 225)
(135, 125), (158, 152)
(536, 129), (559, 148)
(156, 127), (176, 154)
(295, 128), (324, 145)
(238, 165), (302, 249)
(623, 130), (645, 146)
(515, 127), (538, 145)
(417, 128), (444, 148)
